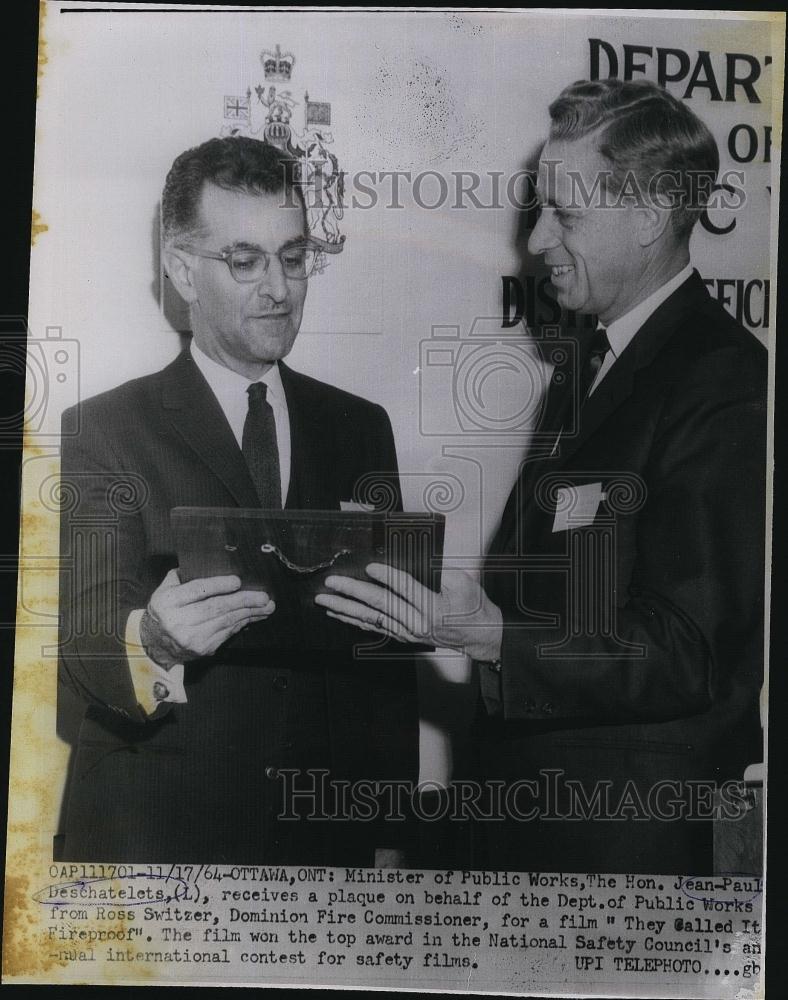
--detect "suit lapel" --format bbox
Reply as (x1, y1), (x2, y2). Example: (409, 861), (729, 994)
(491, 271), (709, 556)
(555, 271), (707, 468)
(279, 362), (339, 510)
(486, 333), (583, 559)
(159, 351), (261, 508)
(552, 338), (638, 468)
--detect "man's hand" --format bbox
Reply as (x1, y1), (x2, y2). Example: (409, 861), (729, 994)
(141, 570), (275, 667)
(314, 563), (503, 663)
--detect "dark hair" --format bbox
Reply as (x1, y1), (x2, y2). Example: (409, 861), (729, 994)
(548, 78), (719, 239)
(161, 136), (306, 243)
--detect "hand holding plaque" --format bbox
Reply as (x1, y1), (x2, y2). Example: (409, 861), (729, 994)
(171, 507), (446, 651)
(141, 569), (276, 666)
(316, 563), (503, 663)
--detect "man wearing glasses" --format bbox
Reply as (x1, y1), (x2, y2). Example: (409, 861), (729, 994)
(57, 137), (417, 863)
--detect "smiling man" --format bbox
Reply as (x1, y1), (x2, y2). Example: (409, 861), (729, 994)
(532, 124), (699, 324)
(57, 136), (417, 863)
(317, 79), (767, 874)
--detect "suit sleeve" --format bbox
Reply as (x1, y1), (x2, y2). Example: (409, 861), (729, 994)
(125, 609), (187, 714)
(353, 402), (404, 513)
(58, 406), (156, 724)
(484, 344), (766, 726)
(348, 401), (420, 849)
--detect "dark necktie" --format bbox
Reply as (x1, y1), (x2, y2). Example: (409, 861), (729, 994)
(541, 327), (610, 458)
(242, 382), (282, 508)
(578, 327), (610, 404)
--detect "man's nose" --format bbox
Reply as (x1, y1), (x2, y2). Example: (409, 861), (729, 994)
(527, 209), (560, 257)
(256, 256), (289, 301)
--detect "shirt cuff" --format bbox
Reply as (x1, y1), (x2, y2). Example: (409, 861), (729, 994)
(125, 609), (187, 717)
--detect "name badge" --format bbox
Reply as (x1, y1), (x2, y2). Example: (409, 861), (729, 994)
(552, 482), (606, 532)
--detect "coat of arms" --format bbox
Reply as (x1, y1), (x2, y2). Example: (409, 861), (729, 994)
(222, 44), (345, 254)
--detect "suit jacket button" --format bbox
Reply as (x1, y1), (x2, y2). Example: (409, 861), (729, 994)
(265, 766), (279, 780)
(273, 675), (288, 691)
(542, 702), (553, 714)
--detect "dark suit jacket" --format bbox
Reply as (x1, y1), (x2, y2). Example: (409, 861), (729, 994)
(474, 272), (767, 874)
(57, 350), (417, 864)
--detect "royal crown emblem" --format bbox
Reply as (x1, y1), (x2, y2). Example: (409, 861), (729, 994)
(261, 44), (295, 82)
(221, 44), (345, 255)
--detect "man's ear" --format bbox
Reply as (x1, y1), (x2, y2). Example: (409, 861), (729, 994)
(163, 246), (198, 304)
(635, 204), (672, 248)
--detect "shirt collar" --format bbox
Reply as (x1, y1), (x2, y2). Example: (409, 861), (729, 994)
(602, 263), (694, 359)
(190, 341), (286, 409)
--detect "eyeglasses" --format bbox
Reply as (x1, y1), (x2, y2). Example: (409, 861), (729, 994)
(176, 237), (342, 283)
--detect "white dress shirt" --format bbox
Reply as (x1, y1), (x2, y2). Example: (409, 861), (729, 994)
(127, 344), (292, 716)
(190, 342), (291, 505)
(588, 263), (693, 395)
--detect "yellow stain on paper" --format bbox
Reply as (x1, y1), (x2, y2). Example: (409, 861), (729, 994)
(31, 211), (48, 247)
(37, 1), (47, 100)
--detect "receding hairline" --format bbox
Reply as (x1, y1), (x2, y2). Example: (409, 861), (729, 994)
(164, 176), (309, 247)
